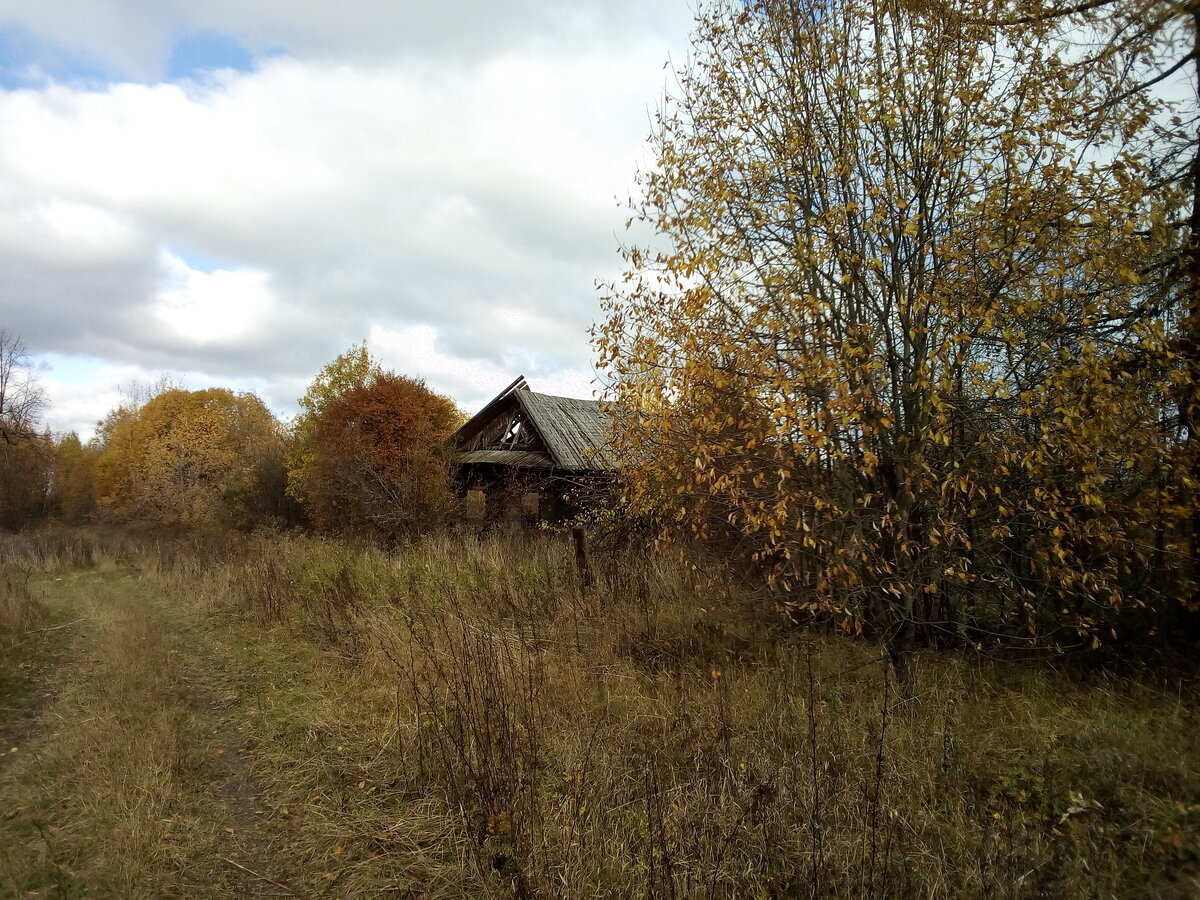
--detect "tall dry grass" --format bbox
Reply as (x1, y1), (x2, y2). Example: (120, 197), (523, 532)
(136, 527), (1200, 899)
(1, 526), (161, 647)
(0, 568), (44, 643)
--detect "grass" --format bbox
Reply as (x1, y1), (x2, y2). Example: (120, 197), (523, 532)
(0, 526), (1196, 897)
(0, 566), (238, 897)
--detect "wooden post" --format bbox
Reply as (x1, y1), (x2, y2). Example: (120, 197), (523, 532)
(571, 527), (595, 588)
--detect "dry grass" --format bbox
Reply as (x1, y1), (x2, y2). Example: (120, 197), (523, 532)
(0, 569), (45, 646)
(153, 528), (1200, 898)
(0, 526), (1197, 897)
(0, 563), (246, 897)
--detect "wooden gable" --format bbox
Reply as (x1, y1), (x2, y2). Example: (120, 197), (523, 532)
(451, 376), (615, 473)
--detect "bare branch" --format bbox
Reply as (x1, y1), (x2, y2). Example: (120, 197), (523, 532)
(0, 328), (46, 444)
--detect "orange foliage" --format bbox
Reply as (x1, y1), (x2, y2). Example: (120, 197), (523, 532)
(92, 388), (282, 527)
(304, 373), (461, 539)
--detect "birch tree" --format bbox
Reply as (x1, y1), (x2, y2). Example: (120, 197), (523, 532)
(0, 329), (45, 446)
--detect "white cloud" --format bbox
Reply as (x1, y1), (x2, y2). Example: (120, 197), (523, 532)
(0, 1), (689, 434)
(0, 1), (693, 80)
(153, 251), (274, 345)
(368, 322), (601, 415)
(39, 358), (163, 441)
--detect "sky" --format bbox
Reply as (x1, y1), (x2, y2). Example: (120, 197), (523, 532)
(0, 0), (696, 440)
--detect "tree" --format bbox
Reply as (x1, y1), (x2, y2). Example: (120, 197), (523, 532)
(0, 330), (50, 529)
(301, 373), (461, 540)
(0, 433), (50, 530)
(997, 0), (1200, 619)
(51, 432), (99, 523)
(597, 0), (1181, 696)
(0, 329), (45, 446)
(93, 387), (283, 527)
(222, 434), (302, 530)
(286, 343), (382, 508)
(90, 376), (180, 515)
(90, 403), (140, 514)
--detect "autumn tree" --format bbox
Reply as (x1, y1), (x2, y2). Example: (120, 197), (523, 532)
(0, 433), (50, 530)
(301, 373), (461, 540)
(90, 377), (180, 514)
(51, 432), (99, 523)
(93, 387), (283, 527)
(90, 403), (139, 514)
(597, 0), (1183, 695)
(222, 433), (301, 530)
(286, 343), (382, 509)
(993, 0), (1200, 621)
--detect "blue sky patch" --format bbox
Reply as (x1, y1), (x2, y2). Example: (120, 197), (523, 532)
(171, 245), (228, 275)
(0, 22), (118, 90)
(166, 30), (258, 82)
(36, 352), (107, 383)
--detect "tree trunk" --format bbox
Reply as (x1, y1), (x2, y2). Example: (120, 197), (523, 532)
(1186, 10), (1200, 615)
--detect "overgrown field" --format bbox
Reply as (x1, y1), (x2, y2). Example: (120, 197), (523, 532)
(0, 527), (1197, 897)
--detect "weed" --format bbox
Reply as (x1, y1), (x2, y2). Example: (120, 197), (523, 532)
(0, 527), (1197, 897)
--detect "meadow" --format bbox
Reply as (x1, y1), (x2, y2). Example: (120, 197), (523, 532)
(0, 526), (1196, 898)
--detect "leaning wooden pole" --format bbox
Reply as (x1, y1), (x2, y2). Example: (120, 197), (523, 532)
(571, 527), (595, 588)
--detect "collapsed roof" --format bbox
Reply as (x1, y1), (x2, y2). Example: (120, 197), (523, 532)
(451, 376), (616, 472)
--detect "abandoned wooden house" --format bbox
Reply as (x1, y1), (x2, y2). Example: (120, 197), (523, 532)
(450, 376), (616, 523)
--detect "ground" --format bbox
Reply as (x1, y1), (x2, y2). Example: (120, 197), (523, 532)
(1, 533), (1197, 898)
(0, 563), (453, 898)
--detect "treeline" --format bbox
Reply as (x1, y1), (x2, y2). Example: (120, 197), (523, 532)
(0, 339), (461, 540)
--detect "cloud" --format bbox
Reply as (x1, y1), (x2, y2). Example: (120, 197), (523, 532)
(369, 322), (602, 415)
(152, 250), (274, 345)
(0, 1), (688, 437)
(0, 1), (692, 80)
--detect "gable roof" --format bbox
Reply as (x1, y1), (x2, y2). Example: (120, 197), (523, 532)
(451, 376), (616, 473)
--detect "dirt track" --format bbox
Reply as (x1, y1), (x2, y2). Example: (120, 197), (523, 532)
(0, 569), (304, 898)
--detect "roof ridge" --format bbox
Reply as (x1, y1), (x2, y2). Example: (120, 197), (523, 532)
(520, 389), (599, 403)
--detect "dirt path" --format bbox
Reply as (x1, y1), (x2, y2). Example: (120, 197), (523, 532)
(0, 568), (304, 898)
(0, 556), (469, 899)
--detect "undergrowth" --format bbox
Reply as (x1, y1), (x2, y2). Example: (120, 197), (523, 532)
(1, 526), (1196, 897)
(143, 527), (1200, 899)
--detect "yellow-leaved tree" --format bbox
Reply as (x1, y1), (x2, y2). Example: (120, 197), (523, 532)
(596, 0), (1190, 697)
(51, 432), (99, 523)
(996, 0), (1200, 639)
(94, 387), (283, 527)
